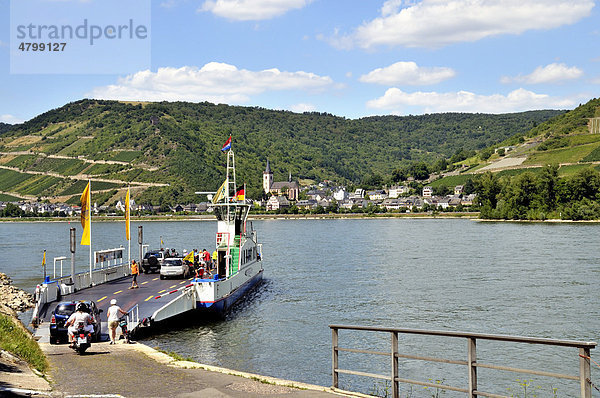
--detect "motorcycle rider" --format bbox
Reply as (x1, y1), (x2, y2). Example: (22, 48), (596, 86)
(65, 302), (94, 348)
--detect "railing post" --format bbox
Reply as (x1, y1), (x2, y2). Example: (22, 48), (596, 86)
(468, 337), (477, 398)
(579, 347), (591, 398)
(332, 327), (339, 389)
(391, 331), (398, 398)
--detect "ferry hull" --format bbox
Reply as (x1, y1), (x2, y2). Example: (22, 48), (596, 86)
(196, 268), (263, 314)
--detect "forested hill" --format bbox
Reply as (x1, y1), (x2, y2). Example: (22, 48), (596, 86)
(0, 99), (562, 203)
(0, 122), (11, 134)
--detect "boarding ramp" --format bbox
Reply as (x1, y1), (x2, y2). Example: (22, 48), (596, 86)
(31, 247), (131, 327)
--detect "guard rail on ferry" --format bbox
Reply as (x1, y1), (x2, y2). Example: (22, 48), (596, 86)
(330, 324), (597, 398)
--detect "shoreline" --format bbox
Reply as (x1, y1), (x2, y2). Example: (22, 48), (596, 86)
(2, 213), (600, 222)
(0, 212), (480, 223)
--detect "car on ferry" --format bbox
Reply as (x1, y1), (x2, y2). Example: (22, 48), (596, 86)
(141, 250), (166, 273)
(49, 300), (102, 344)
(160, 257), (192, 279)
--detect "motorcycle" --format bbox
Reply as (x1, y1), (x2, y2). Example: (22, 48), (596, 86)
(119, 317), (131, 344)
(72, 321), (92, 354)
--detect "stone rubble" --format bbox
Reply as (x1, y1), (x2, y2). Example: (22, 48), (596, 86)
(0, 272), (34, 316)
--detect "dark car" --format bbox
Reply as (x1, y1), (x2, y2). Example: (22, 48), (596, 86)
(49, 300), (102, 344)
(141, 250), (166, 273)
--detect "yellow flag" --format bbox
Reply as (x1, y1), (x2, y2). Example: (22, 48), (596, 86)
(212, 179), (227, 204)
(42, 250), (46, 267)
(125, 188), (130, 241)
(80, 181), (91, 245)
(183, 251), (194, 262)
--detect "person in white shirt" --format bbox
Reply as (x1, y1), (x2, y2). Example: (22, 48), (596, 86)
(65, 302), (94, 348)
(107, 299), (127, 345)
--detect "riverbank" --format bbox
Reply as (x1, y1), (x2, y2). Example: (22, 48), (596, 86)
(0, 212), (479, 222)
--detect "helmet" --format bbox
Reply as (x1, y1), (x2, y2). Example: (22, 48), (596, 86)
(110, 299), (117, 305)
(76, 302), (88, 312)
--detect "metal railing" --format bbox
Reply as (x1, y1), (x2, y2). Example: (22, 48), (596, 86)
(126, 304), (140, 332)
(330, 325), (597, 398)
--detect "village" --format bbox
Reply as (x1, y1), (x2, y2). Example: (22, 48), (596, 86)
(0, 160), (478, 217)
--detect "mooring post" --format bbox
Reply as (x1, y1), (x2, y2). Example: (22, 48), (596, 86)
(391, 331), (399, 398)
(138, 226), (143, 263)
(579, 347), (591, 398)
(468, 337), (477, 398)
(69, 227), (76, 289)
(332, 327), (339, 389)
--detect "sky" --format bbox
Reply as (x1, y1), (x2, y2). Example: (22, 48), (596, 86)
(1, 0), (599, 124)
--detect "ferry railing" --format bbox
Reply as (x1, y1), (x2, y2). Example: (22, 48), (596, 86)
(126, 304), (139, 332)
(329, 324), (597, 398)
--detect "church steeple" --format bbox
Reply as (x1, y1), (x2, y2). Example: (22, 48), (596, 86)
(263, 159), (273, 194)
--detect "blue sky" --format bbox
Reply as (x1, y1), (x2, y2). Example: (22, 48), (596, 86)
(1, 0), (599, 123)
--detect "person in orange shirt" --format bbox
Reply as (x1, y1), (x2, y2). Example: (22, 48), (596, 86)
(129, 260), (139, 289)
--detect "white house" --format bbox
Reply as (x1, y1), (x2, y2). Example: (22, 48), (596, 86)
(333, 188), (348, 201)
(422, 186), (433, 198)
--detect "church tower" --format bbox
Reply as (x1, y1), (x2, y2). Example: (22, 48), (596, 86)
(263, 159), (273, 194)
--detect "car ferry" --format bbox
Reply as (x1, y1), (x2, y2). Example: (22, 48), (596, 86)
(150, 146), (263, 323)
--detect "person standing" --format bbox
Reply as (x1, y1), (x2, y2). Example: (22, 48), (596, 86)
(107, 299), (127, 345)
(202, 249), (211, 268)
(130, 259), (139, 289)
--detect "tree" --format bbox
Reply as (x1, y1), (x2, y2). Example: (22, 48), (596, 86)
(537, 164), (559, 211)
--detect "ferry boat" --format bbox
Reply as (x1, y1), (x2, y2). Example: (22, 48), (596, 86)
(151, 147), (263, 322)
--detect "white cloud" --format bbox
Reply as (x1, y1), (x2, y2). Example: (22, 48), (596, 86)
(359, 61), (455, 86)
(501, 63), (584, 84)
(200, 0), (312, 21)
(331, 0), (594, 49)
(366, 87), (576, 114)
(289, 103), (316, 113)
(0, 114), (25, 124)
(87, 63), (335, 104)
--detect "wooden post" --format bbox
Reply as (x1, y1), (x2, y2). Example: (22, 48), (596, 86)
(332, 327), (339, 389)
(579, 347), (591, 398)
(468, 337), (477, 398)
(391, 331), (398, 398)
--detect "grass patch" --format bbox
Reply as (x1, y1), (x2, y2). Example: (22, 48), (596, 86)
(85, 163), (128, 175)
(0, 169), (35, 191)
(155, 347), (195, 362)
(13, 175), (62, 196)
(0, 193), (23, 201)
(524, 142), (600, 165)
(65, 194), (80, 205)
(430, 174), (472, 187)
(3, 154), (37, 169)
(59, 180), (89, 196)
(0, 313), (48, 373)
(56, 137), (93, 156)
(558, 163), (599, 176)
(60, 180), (122, 196)
(110, 150), (141, 162)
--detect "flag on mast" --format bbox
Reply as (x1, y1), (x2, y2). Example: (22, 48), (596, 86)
(80, 181), (91, 245)
(42, 250), (46, 267)
(235, 187), (245, 201)
(125, 188), (130, 240)
(221, 136), (232, 152)
(182, 251), (194, 262)
(212, 179), (228, 203)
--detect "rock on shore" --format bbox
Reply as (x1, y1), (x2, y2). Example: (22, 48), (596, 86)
(0, 273), (34, 316)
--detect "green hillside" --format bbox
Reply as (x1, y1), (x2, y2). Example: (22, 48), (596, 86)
(0, 99), (563, 205)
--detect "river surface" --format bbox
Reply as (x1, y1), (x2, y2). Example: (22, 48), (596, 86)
(1, 218), (599, 397)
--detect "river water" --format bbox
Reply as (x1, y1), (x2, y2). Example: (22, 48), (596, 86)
(1, 218), (599, 397)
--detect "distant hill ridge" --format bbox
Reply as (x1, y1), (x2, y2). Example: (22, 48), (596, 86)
(0, 99), (564, 205)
